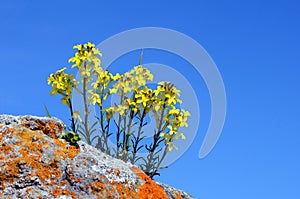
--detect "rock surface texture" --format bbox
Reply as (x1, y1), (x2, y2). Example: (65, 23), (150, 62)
(0, 115), (195, 199)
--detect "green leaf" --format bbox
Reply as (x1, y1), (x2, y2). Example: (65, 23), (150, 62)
(89, 121), (98, 131)
(142, 122), (148, 127)
(159, 166), (168, 170)
(44, 103), (51, 117)
(77, 129), (88, 140)
(137, 145), (144, 152)
(139, 49), (144, 65)
(89, 129), (97, 137)
(91, 135), (100, 143)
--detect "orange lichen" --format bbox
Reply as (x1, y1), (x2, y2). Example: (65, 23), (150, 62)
(111, 181), (139, 199)
(0, 119), (80, 198)
(53, 138), (80, 159)
(93, 181), (106, 192)
(3, 145), (13, 155)
(61, 166), (171, 199)
(91, 181), (114, 199)
(59, 181), (68, 187)
(91, 181), (112, 198)
(175, 191), (182, 199)
(74, 177), (81, 183)
(26, 187), (32, 198)
(131, 166), (169, 199)
(116, 169), (120, 177)
(19, 116), (65, 139)
(48, 121), (59, 130)
(52, 187), (76, 199)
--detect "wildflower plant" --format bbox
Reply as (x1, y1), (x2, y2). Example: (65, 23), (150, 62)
(47, 67), (79, 132)
(47, 42), (190, 179)
(59, 131), (82, 145)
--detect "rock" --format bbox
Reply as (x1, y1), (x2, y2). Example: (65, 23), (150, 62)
(0, 115), (195, 199)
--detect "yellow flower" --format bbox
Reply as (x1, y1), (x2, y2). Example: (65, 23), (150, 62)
(92, 48), (102, 56)
(57, 67), (67, 73)
(126, 98), (140, 112)
(69, 42), (102, 73)
(167, 143), (178, 151)
(123, 86), (132, 94)
(47, 67), (78, 106)
(160, 132), (172, 140)
(61, 96), (69, 105)
(105, 107), (114, 120)
(88, 90), (101, 105)
(154, 84), (165, 96)
(172, 87), (181, 97)
(73, 44), (84, 51)
(167, 96), (177, 105)
(178, 109), (190, 127)
(135, 87), (154, 108)
(153, 104), (161, 112)
(180, 133), (186, 140)
(47, 74), (55, 85)
(112, 73), (121, 81)
(182, 109), (191, 117)
(72, 111), (82, 122)
(167, 125), (177, 135)
(136, 96), (147, 107)
(115, 105), (128, 116)
(169, 108), (180, 115)
(109, 87), (118, 94)
(84, 42), (95, 49)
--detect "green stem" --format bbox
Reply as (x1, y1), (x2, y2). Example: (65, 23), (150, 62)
(116, 91), (124, 158)
(152, 146), (168, 178)
(144, 100), (167, 178)
(131, 107), (147, 164)
(105, 119), (111, 155)
(68, 98), (76, 133)
(83, 66), (91, 144)
(124, 91), (137, 158)
(121, 109), (127, 161)
(157, 100), (167, 135)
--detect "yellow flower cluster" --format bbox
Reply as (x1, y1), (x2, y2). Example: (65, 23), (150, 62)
(68, 42), (102, 79)
(151, 82), (181, 125)
(104, 107), (114, 121)
(135, 87), (155, 109)
(151, 82), (190, 151)
(116, 86), (155, 115)
(47, 67), (79, 105)
(108, 65), (154, 116)
(110, 65), (153, 95)
(154, 81), (181, 108)
(89, 67), (120, 106)
(161, 108), (190, 151)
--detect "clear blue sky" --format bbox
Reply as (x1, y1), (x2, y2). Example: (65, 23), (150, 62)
(1, 1), (300, 198)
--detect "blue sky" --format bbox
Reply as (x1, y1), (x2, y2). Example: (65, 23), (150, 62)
(1, 0), (300, 198)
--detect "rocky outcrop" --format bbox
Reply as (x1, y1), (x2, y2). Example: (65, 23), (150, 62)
(0, 115), (195, 199)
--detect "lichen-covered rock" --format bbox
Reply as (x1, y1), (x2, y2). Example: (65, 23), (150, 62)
(0, 115), (195, 199)
(157, 182), (195, 199)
